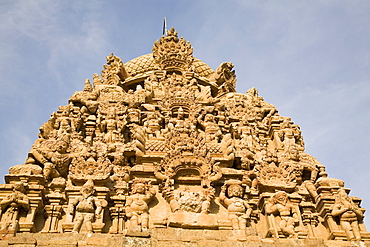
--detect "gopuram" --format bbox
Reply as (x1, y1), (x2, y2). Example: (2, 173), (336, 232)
(0, 28), (369, 247)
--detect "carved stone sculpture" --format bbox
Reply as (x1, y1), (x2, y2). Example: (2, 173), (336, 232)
(265, 191), (298, 238)
(219, 180), (251, 230)
(0, 182), (29, 232)
(68, 180), (102, 235)
(125, 179), (155, 231)
(332, 188), (363, 241)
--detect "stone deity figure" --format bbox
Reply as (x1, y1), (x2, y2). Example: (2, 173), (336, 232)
(54, 109), (72, 137)
(32, 136), (87, 181)
(0, 182), (29, 231)
(219, 181), (251, 230)
(125, 179), (155, 231)
(278, 119), (297, 151)
(99, 109), (125, 143)
(265, 191), (298, 238)
(198, 113), (222, 143)
(68, 180), (102, 235)
(237, 116), (256, 151)
(143, 112), (162, 139)
(170, 187), (214, 214)
(332, 188), (363, 241)
(169, 107), (191, 134)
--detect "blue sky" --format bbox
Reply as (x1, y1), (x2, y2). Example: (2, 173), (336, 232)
(1, 1), (370, 226)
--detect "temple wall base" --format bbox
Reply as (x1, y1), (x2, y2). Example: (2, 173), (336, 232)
(1, 231), (370, 247)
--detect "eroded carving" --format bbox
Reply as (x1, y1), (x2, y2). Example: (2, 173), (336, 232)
(68, 180), (102, 235)
(0, 182), (29, 232)
(220, 180), (251, 230)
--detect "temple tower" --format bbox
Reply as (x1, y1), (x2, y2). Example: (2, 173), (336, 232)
(0, 28), (368, 246)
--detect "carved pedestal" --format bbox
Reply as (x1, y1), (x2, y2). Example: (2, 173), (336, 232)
(168, 212), (218, 229)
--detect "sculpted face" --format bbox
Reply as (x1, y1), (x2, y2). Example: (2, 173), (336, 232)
(289, 148), (300, 161)
(56, 141), (68, 153)
(205, 114), (214, 122)
(228, 185), (243, 198)
(13, 182), (25, 193)
(275, 192), (288, 205)
(177, 108), (184, 119)
(81, 186), (94, 198)
(134, 183), (146, 194)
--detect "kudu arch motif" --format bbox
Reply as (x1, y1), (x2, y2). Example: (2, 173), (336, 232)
(0, 27), (369, 243)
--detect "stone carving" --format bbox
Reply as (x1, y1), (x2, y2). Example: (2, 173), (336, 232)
(101, 53), (129, 86)
(219, 180), (251, 230)
(209, 62), (237, 94)
(153, 27), (193, 71)
(0, 27), (369, 245)
(332, 188), (363, 241)
(0, 182), (29, 232)
(265, 191), (298, 238)
(168, 184), (215, 215)
(125, 179), (155, 231)
(31, 135), (87, 182)
(68, 180), (102, 235)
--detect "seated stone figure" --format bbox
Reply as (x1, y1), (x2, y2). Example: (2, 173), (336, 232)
(0, 182), (29, 231)
(125, 179), (155, 231)
(219, 180), (252, 230)
(332, 188), (363, 241)
(265, 191), (298, 238)
(68, 180), (102, 235)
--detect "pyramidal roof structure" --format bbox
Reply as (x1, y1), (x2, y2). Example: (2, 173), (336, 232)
(0, 28), (369, 246)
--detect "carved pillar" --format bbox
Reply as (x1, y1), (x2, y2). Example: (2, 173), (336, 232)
(247, 191), (260, 236)
(42, 179), (66, 233)
(92, 187), (109, 233)
(258, 193), (276, 238)
(20, 184), (44, 233)
(300, 203), (318, 239)
(109, 195), (126, 234)
(43, 204), (64, 233)
(289, 194), (307, 239)
(42, 195), (65, 233)
(316, 187), (343, 240)
(61, 187), (79, 232)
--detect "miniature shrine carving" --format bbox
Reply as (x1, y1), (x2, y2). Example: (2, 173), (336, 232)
(0, 27), (369, 245)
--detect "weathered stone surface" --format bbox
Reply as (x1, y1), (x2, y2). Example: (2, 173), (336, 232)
(0, 27), (369, 246)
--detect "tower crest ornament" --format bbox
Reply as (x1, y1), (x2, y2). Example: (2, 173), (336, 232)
(153, 27), (193, 71)
(0, 27), (369, 246)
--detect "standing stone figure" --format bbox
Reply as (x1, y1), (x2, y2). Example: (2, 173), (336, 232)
(332, 188), (363, 241)
(125, 179), (155, 231)
(265, 191), (298, 238)
(0, 182), (29, 231)
(68, 180), (102, 235)
(219, 181), (251, 230)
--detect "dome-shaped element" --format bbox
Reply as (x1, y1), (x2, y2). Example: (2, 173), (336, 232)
(125, 54), (214, 78)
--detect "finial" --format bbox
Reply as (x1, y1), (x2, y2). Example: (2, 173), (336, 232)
(163, 17), (167, 36)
